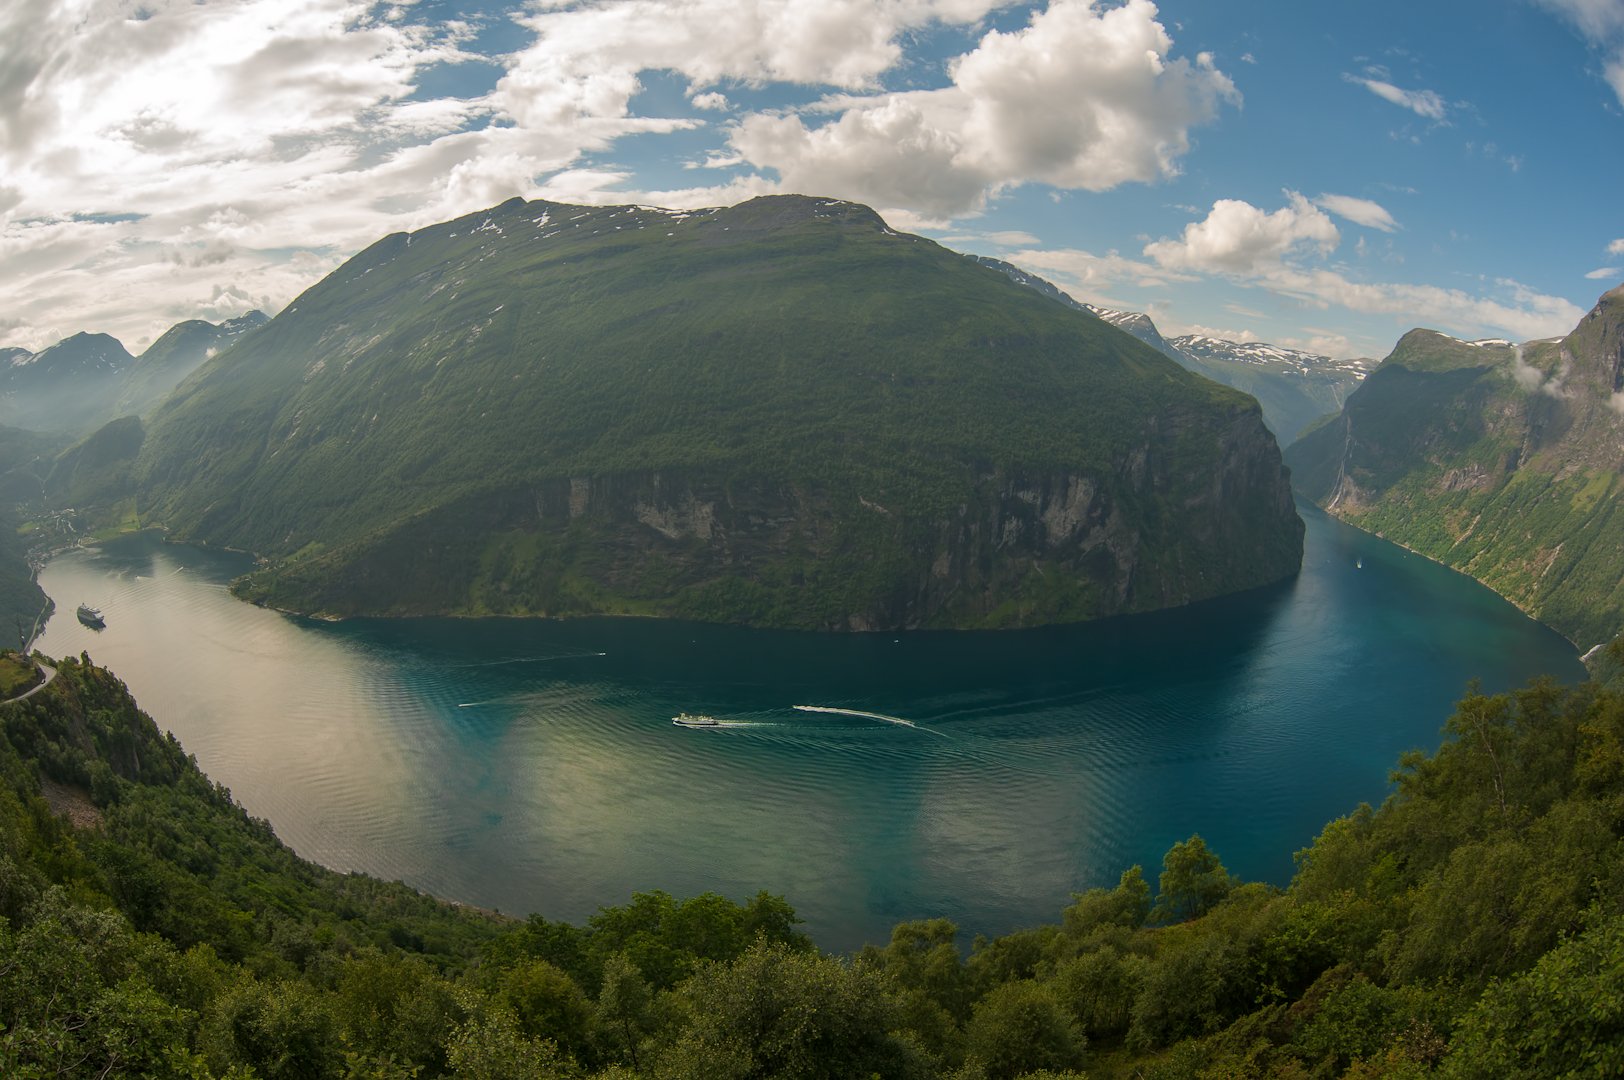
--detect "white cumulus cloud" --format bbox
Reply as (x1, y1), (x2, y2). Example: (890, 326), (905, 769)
(495, 0), (1014, 124)
(726, 0), (1239, 218)
(1136, 195), (1583, 341)
(1610, 238), (1624, 255)
(1144, 192), (1340, 274)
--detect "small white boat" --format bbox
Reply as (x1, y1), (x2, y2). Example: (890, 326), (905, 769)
(672, 712), (721, 728)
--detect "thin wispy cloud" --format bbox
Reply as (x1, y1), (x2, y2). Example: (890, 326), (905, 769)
(1343, 73), (1448, 119)
(1315, 194), (1400, 233)
(1534, 0), (1624, 105)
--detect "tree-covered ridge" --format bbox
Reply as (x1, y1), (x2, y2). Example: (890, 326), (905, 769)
(0, 425), (66, 637)
(4, 651), (1623, 1077)
(106, 195), (1301, 630)
(1286, 286), (1624, 649)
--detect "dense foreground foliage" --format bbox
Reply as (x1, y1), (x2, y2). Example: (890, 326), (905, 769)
(3, 651), (1623, 1077)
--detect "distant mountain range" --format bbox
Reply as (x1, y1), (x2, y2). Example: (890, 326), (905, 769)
(1286, 284), (1624, 649)
(54, 195), (1304, 630)
(969, 256), (1372, 443)
(0, 312), (266, 434)
(1159, 333), (1373, 446)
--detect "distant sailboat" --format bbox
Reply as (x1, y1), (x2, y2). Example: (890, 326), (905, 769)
(1355, 557), (1363, 570)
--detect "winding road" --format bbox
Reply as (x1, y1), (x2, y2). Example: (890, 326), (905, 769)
(2, 662), (57, 705)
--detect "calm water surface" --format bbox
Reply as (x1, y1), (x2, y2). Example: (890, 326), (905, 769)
(36, 504), (1584, 951)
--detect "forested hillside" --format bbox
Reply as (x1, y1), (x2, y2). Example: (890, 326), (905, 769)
(0, 426), (63, 636)
(1287, 285), (1624, 649)
(4, 650), (1622, 1078)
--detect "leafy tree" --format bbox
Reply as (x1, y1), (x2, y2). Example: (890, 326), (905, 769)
(1153, 836), (1236, 923)
(201, 976), (343, 1080)
(593, 952), (653, 1071)
(1061, 864), (1151, 938)
(585, 889), (807, 992)
(962, 980), (1086, 1080)
(656, 940), (924, 1080)
(446, 1010), (579, 1080)
(1050, 946), (1144, 1040)
(496, 959), (594, 1063)
(334, 952), (464, 1076)
(857, 919), (971, 1020)
(1444, 912), (1624, 1078)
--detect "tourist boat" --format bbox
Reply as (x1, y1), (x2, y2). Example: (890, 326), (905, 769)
(672, 712), (721, 728)
(76, 603), (106, 629)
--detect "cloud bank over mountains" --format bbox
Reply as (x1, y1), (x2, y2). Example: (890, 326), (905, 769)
(0, 0), (1607, 355)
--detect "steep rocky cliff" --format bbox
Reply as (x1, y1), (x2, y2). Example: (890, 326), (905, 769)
(1286, 284), (1624, 648)
(126, 194), (1301, 630)
(237, 402), (1297, 630)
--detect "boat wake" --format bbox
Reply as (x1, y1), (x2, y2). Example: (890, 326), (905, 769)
(463, 651), (607, 668)
(792, 705), (947, 737)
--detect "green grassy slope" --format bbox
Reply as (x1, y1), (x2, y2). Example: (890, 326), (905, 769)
(124, 195), (1300, 629)
(1286, 289), (1624, 648)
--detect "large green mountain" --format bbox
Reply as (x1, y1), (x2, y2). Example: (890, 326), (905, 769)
(119, 195), (1300, 629)
(1286, 284), (1624, 649)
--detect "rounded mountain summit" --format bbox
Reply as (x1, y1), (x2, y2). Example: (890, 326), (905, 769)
(130, 195), (1303, 630)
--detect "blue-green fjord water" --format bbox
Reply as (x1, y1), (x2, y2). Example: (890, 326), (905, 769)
(35, 504), (1584, 951)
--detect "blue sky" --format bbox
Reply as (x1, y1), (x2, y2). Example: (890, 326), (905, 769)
(1, 0), (1620, 357)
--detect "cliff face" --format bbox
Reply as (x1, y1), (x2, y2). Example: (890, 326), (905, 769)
(239, 400), (1299, 632)
(1285, 285), (1624, 648)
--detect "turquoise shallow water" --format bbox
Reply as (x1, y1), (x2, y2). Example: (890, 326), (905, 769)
(35, 503), (1585, 951)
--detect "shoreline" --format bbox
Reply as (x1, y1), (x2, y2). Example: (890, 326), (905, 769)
(42, 514), (1596, 657)
(1310, 500), (1597, 656)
